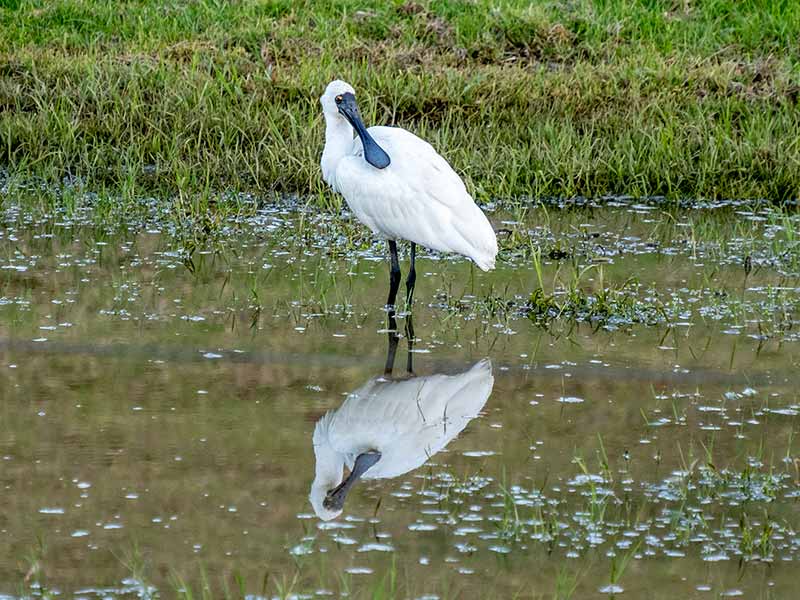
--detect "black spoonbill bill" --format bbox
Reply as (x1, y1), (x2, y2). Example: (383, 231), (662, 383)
(320, 80), (498, 307)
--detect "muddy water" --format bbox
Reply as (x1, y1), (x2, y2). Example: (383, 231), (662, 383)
(1, 201), (799, 598)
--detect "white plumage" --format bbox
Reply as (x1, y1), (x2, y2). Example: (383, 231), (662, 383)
(320, 80), (498, 275)
(309, 358), (494, 521)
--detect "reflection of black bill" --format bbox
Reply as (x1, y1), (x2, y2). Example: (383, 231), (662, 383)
(323, 451), (382, 511)
(337, 93), (391, 170)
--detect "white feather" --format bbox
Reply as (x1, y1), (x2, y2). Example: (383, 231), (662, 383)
(320, 80), (498, 271)
(309, 358), (494, 520)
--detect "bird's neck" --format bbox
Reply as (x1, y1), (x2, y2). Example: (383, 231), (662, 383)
(312, 412), (344, 487)
(312, 446), (343, 489)
(321, 115), (353, 188)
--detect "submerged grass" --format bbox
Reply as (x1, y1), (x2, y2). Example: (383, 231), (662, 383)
(2, 0), (800, 207)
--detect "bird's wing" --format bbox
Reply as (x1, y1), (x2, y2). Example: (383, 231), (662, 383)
(325, 377), (409, 453)
(366, 126), (469, 209)
(327, 360), (494, 479)
(335, 127), (497, 267)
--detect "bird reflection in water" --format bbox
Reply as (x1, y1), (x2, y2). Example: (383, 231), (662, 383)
(309, 312), (494, 521)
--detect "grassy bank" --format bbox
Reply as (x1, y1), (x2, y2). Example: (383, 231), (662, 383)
(2, 0), (800, 204)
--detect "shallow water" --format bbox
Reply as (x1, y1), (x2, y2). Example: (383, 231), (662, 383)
(1, 199), (799, 598)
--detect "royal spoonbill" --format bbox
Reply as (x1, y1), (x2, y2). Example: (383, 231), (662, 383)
(320, 80), (498, 307)
(309, 319), (494, 521)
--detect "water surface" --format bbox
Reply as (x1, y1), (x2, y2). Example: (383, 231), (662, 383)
(1, 200), (799, 598)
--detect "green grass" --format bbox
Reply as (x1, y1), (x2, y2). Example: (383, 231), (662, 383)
(2, 0), (800, 207)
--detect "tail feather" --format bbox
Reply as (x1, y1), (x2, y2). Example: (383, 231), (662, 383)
(473, 252), (496, 271)
(460, 214), (498, 271)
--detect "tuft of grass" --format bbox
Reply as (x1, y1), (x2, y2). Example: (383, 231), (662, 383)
(552, 565), (581, 600)
(112, 543), (159, 600)
(1, 0), (799, 208)
(18, 535), (51, 599)
(524, 267), (666, 329)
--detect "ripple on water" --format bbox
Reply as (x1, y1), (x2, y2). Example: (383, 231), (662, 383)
(557, 396), (585, 404)
(599, 585), (624, 594)
(357, 543), (394, 552)
(290, 543), (313, 556)
(331, 535), (357, 545)
(344, 567), (373, 575)
(408, 522), (438, 532)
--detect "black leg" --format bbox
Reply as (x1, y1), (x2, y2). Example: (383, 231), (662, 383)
(387, 240), (401, 308)
(405, 242), (417, 307)
(384, 309), (399, 376)
(404, 313), (415, 375)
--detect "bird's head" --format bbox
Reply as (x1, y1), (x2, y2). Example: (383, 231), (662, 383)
(309, 450), (382, 522)
(319, 80), (391, 169)
(320, 80), (357, 120)
(309, 481), (345, 522)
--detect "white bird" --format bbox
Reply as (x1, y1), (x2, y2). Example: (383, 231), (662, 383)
(309, 358), (494, 521)
(320, 80), (498, 306)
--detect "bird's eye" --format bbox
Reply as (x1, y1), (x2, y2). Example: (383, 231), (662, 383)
(335, 95), (343, 104)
